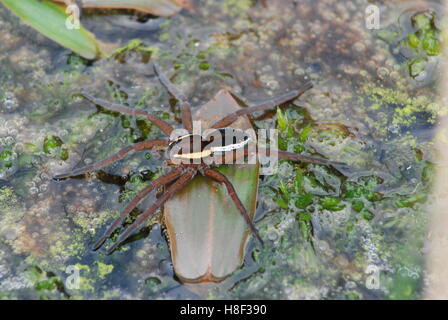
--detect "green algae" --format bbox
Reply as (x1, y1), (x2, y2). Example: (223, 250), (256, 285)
(363, 84), (443, 128)
(96, 262), (114, 279)
(0, 186), (19, 211)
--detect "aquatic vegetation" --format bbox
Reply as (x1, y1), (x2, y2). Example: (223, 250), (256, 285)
(377, 8), (442, 83)
(43, 135), (69, 161)
(0, 148), (18, 180)
(113, 39), (159, 64)
(0, 0), (103, 59)
(362, 83), (444, 129)
(25, 265), (67, 299)
(0, 0), (190, 59)
(27, 73), (83, 123)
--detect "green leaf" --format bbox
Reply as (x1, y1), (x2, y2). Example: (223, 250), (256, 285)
(409, 58), (426, 78)
(295, 193), (313, 209)
(277, 107), (289, 133)
(412, 12), (432, 31)
(320, 197), (345, 211)
(408, 33), (420, 49)
(299, 124), (312, 143)
(1, 0), (103, 59)
(163, 90), (260, 283)
(351, 199), (364, 212)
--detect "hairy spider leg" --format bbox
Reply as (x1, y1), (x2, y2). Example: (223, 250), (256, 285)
(54, 139), (169, 179)
(228, 143), (345, 167)
(153, 62), (194, 132)
(92, 167), (184, 250)
(107, 168), (197, 253)
(210, 82), (313, 129)
(202, 168), (264, 245)
(260, 148), (346, 166)
(79, 91), (174, 135)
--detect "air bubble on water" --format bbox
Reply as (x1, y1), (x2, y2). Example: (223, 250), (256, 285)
(3, 136), (15, 146)
(414, 70), (428, 82)
(145, 277), (162, 290)
(376, 67), (389, 79)
(158, 259), (173, 277)
(29, 186), (39, 195)
(267, 230), (278, 241)
(40, 172), (51, 180)
(266, 80), (279, 90)
(1, 92), (19, 113)
(317, 240), (330, 252)
(13, 142), (25, 153)
(388, 125), (400, 135)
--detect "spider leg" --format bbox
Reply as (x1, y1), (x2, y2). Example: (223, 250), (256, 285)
(202, 168), (263, 245)
(54, 139), (168, 179)
(79, 91), (174, 135)
(259, 148), (346, 166)
(229, 147), (345, 167)
(92, 167), (184, 250)
(107, 168), (197, 254)
(210, 82), (313, 129)
(153, 62), (193, 132)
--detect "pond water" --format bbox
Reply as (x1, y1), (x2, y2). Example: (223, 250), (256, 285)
(0, 0), (444, 299)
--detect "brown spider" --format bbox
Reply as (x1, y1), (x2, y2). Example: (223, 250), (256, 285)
(54, 63), (344, 253)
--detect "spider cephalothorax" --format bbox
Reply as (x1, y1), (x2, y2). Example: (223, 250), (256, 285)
(54, 62), (344, 253)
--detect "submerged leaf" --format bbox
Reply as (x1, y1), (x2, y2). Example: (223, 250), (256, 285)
(1, 0), (103, 59)
(52, 0), (192, 17)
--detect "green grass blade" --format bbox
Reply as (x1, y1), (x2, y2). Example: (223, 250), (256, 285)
(1, 0), (102, 59)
